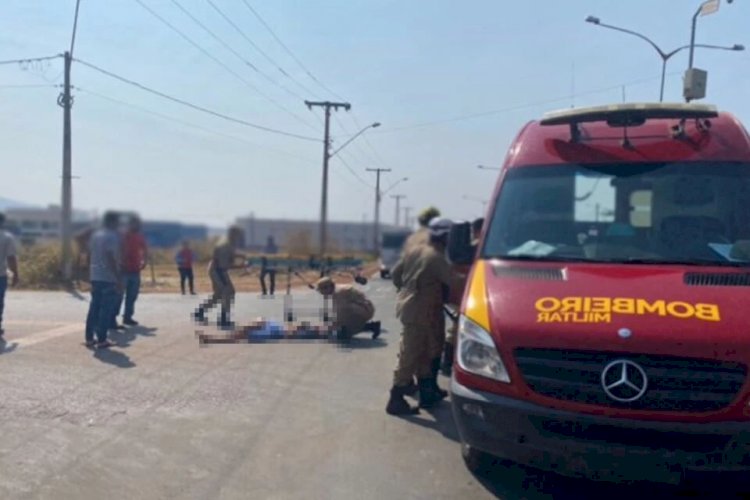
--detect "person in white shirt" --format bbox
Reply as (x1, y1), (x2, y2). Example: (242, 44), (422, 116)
(0, 212), (20, 337)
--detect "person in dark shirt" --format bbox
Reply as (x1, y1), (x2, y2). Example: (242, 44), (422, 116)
(175, 240), (196, 295)
(260, 256), (277, 296)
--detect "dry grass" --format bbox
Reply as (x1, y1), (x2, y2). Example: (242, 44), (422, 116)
(15, 242), (378, 293)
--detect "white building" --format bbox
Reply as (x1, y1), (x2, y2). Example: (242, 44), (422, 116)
(5, 205), (95, 243)
(235, 215), (404, 254)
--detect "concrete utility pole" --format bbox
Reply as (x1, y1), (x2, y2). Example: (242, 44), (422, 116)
(304, 100), (351, 257)
(403, 207), (413, 230)
(60, 0), (82, 282)
(391, 194), (406, 226)
(59, 51), (73, 281)
(366, 168), (391, 255)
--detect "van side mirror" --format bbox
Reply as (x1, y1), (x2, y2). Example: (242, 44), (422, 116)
(448, 221), (474, 265)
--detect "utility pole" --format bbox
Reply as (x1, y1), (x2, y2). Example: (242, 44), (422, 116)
(366, 168), (391, 255)
(305, 100), (351, 258)
(59, 51), (73, 281)
(403, 207), (413, 229)
(60, 0), (81, 283)
(391, 194), (406, 226)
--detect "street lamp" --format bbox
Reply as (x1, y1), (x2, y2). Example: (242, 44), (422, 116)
(330, 122), (381, 158)
(477, 164), (501, 171)
(585, 12), (743, 101)
(382, 176), (408, 196)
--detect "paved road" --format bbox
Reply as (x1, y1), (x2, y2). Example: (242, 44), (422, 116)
(0, 279), (722, 499)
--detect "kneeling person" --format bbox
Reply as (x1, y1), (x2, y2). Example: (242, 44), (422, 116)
(315, 277), (380, 341)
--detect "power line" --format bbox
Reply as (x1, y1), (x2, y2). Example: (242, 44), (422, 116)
(168, 0), (306, 103)
(0, 83), (59, 89)
(74, 58), (320, 141)
(132, 0), (317, 130)
(335, 154), (373, 189)
(0, 54), (62, 66)
(367, 72), (681, 134)
(76, 87), (316, 162)
(239, 0), (344, 101)
(207, 0), (319, 99)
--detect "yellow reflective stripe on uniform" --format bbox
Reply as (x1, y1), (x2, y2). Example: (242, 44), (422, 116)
(464, 260), (490, 332)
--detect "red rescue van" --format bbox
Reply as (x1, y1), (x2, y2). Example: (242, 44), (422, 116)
(448, 103), (750, 485)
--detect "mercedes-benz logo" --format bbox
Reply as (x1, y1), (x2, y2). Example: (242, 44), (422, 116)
(601, 359), (648, 403)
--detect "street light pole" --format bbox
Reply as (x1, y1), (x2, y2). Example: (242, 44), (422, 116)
(330, 122), (381, 159)
(585, 11), (742, 102)
(391, 194), (406, 226)
(689, 0), (721, 70)
(60, 0), (82, 283)
(366, 168), (392, 255)
(403, 207), (413, 229)
(305, 100), (352, 257)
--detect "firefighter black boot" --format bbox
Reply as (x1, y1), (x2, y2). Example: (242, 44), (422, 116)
(431, 358), (449, 399)
(366, 321), (382, 340)
(418, 378), (446, 409)
(386, 386), (419, 415)
(403, 378), (418, 398)
(440, 342), (454, 376)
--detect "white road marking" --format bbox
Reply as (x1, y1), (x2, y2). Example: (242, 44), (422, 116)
(14, 323), (84, 348)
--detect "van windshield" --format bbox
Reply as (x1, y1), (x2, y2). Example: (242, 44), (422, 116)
(482, 162), (750, 266)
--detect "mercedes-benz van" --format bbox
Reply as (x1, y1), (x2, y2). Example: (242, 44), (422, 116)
(449, 103), (750, 485)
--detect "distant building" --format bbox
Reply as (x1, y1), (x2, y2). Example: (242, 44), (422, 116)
(5, 206), (207, 248)
(141, 221), (208, 248)
(235, 216), (401, 253)
(5, 205), (95, 245)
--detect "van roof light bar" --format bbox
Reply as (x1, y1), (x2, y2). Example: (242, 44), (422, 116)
(540, 102), (718, 129)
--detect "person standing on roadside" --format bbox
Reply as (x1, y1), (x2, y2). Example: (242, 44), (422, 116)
(259, 256), (277, 296)
(193, 226), (247, 328)
(85, 212), (121, 348)
(117, 216), (148, 326)
(386, 217), (453, 415)
(0, 212), (19, 337)
(175, 240), (196, 295)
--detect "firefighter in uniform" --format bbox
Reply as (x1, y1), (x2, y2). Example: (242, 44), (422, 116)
(315, 277), (381, 341)
(193, 226), (247, 328)
(386, 217), (453, 415)
(402, 206), (441, 255)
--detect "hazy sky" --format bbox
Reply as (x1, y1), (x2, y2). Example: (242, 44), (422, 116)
(1, 0), (748, 228)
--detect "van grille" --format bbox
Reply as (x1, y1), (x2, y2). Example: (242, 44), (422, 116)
(514, 348), (746, 412)
(684, 272), (750, 287)
(533, 418), (732, 453)
(491, 266), (565, 281)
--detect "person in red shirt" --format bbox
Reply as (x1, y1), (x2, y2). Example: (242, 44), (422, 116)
(117, 217), (148, 326)
(175, 240), (196, 295)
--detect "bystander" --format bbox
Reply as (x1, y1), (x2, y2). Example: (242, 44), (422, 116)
(0, 212), (19, 337)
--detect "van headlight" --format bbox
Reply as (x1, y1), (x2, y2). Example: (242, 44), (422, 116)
(457, 315), (510, 383)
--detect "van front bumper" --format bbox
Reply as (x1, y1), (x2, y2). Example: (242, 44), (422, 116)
(451, 377), (750, 484)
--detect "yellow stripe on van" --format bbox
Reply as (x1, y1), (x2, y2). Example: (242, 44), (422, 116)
(465, 260), (491, 331)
